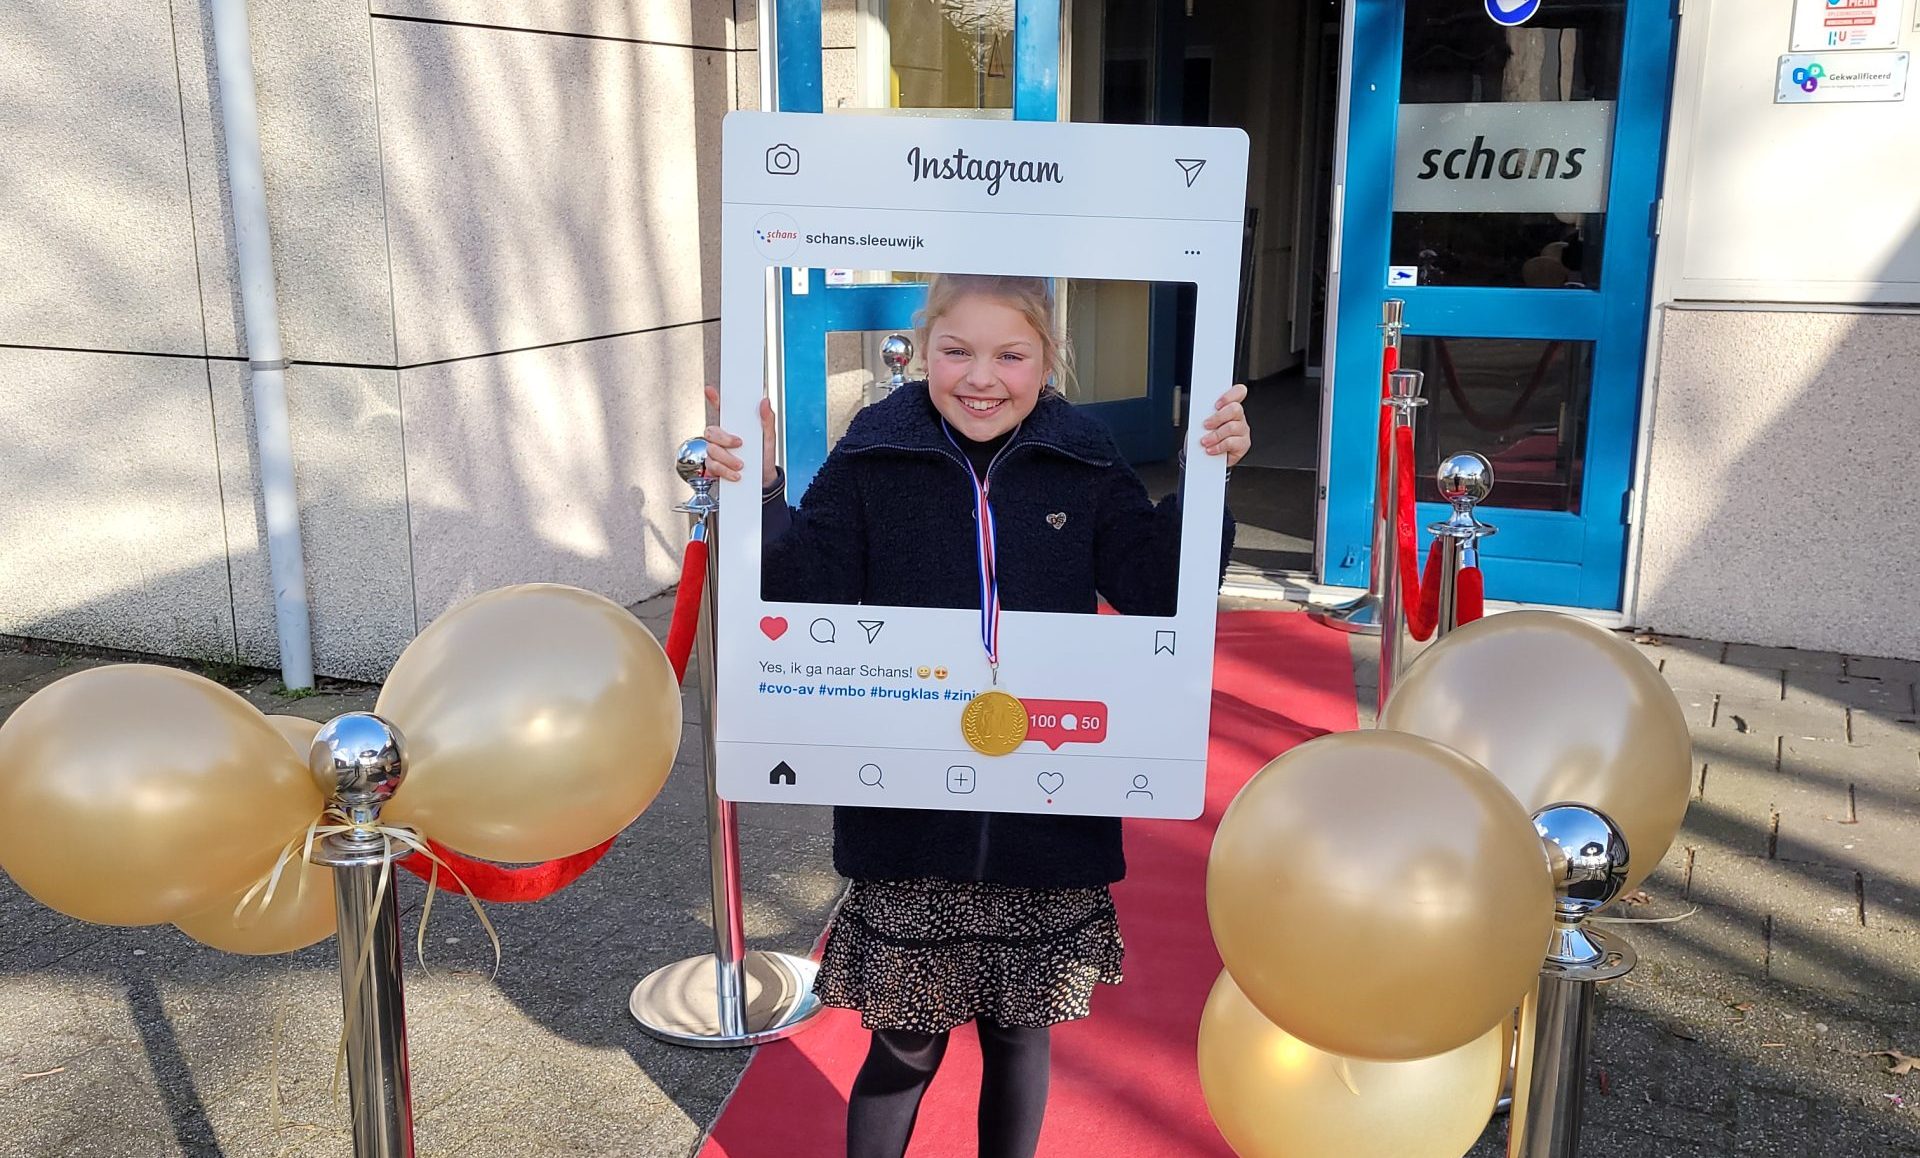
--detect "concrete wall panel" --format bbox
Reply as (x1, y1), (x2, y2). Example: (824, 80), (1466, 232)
(0, 349), (235, 656)
(373, 0), (736, 49)
(244, 1), (398, 365)
(401, 324), (713, 628)
(0, 6), (203, 354)
(1636, 308), (1920, 660)
(373, 20), (727, 364)
(211, 363), (417, 681)
(168, 0), (242, 358)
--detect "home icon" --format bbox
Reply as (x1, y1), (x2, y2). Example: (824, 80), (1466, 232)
(769, 761), (798, 786)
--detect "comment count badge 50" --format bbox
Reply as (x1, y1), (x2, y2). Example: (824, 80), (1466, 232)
(1022, 699), (1108, 750)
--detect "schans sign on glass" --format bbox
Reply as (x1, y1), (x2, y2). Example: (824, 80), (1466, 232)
(714, 112), (1249, 820)
(1393, 101), (1615, 215)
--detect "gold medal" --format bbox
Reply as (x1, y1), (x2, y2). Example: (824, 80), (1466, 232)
(961, 689), (1029, 757)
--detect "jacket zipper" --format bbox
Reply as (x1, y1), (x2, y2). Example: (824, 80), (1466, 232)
(843, 434), (1081, 884)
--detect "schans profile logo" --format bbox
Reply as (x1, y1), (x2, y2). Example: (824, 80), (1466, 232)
(1792, 61), (1825, 93)
(753, 212), (801, 260)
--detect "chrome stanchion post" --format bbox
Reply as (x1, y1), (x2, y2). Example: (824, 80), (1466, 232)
(629, 438), (824, 1047)
(1311, 299), (1405, 636)
(866, 334), (912, 408)
(1374, 366), (1426, 713)
(1428, 452), (1496, 640)
(309, 713), (415, 1158)
(1509, 805), (1636, 1158)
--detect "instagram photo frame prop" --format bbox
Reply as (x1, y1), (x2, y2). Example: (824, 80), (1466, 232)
(717, 111), (1249, 820)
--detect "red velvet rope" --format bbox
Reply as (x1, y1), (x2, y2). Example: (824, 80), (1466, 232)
(1370, 347), (1399, 582)
(396, 538), (709, 902)
(1394, 425), (1443, 643)
(1456, 566), (1485, 627)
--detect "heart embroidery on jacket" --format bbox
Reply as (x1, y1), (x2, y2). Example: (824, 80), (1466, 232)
(1046, 512), (1067, 530)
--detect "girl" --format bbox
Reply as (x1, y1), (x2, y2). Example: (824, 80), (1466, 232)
(704, 274), (1249, 1158)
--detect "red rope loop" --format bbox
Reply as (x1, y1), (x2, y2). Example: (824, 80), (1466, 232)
(1456, 566), (1485, 627)
(396, 537), (709, 902)
(1434, 338), (1565, 433)
(1393, 425), (1442, 643)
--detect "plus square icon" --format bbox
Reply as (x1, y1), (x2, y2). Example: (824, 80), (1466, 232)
(946, 766), (977, 794)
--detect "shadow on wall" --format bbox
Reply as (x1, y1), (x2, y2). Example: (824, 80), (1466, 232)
(1634, 224), (1920, 662)
(3, 2), (735, 682)
(360, 10), (727, 632)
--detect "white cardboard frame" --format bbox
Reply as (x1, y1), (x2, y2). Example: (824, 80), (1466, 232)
(715, 111), (1249, 820)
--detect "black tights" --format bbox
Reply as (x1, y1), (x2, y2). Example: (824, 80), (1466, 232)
(846, 1019), (1052, 1158)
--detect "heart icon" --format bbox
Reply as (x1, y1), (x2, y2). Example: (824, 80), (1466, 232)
(1037, 771), (1065, 795)
(760, 616), (789, 640)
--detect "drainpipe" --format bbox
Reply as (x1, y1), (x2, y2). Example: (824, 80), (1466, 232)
(209, 0), (314, 689)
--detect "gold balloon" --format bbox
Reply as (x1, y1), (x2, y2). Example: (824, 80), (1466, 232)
(172, 712), (337, 954)
(1208, 730), (1553, 1061)
(377, 584), (682, 862)
(0, 666), (323, 926)
(1199, 970), (1505, 1158)
(1382, 610), (1693, 895)
(174, 855), (337, 955)
(266, 713), (322, 755)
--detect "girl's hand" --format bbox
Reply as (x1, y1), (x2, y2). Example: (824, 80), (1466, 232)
(702, 385), (778, 489)
(1200, 382), (1251, 468)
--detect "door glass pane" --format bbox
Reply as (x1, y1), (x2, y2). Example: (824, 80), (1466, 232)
(1392, 1), (1626, 288)
(1403, 336), (1592, 514)
(843, 0), (1015, 116)
(1061, 280), (1150, 403)
(826, 329), (913, 445)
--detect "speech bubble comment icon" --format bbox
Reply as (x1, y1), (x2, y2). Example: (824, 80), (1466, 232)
(810, 618), (836, 643)
(1023, 699), (1109, 751)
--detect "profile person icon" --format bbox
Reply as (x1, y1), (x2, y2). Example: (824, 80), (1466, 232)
(1126, 775), (1154, 800)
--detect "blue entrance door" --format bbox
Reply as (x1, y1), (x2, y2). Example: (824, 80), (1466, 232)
(772, 0), (1067, 494)
(1325, 0), (1675, 609)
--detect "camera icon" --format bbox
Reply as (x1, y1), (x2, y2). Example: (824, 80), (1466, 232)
(765, 143), (800, 176)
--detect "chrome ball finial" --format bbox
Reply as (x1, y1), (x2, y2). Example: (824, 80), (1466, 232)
(1533, 803), (1630, 918)
(676, 437), (712, 485)
(309, 712), (407, 809)
(880, 333), (913, 374)
(1436, 452), (1494, 506)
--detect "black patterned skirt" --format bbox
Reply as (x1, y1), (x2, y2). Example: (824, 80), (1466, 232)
(813, 878), (1125, 1034)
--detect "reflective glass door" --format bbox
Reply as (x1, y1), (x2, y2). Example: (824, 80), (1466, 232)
(1325, 0), (1675, 608)
(772, 0), (1062, 494)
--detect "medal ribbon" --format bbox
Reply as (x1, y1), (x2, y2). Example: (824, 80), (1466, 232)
(943, 423), (1015, 683)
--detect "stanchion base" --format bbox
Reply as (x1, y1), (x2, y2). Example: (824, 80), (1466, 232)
(1307, 593), (1382, 636)
(630, 951), (823, 1049)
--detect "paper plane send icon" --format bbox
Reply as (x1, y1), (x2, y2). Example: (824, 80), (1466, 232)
(1175, 158), (1206, 187)
(857, 619), (885, 643)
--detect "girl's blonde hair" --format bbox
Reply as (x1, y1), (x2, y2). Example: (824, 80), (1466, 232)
(913, 274), (1076, 393)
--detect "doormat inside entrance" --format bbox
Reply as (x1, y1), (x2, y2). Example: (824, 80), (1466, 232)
(698, 610), (1358, 1156)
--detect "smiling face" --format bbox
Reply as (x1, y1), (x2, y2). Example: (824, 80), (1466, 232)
(924, 292), (1051, 440)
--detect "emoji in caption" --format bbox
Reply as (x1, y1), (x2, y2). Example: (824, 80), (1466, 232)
(934, 666), (949, 680)
(917, 665), (932, 679)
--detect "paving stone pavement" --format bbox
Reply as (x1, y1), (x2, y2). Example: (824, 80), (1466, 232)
(4, 604), (1920, 1155)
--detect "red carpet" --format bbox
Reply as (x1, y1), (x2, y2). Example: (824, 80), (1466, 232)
(700, 611), (1358, 1157)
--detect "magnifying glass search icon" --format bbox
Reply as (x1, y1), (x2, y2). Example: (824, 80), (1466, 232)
(858, 763), (884, 788)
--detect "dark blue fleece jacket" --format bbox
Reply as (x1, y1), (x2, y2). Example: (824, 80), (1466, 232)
(762, 382), (1233, 888)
